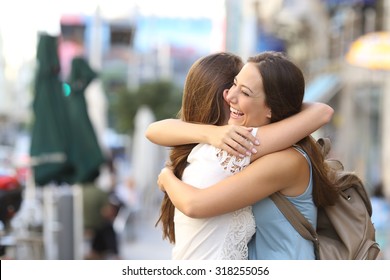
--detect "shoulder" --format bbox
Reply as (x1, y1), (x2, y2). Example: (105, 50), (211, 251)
(266, 147), (311, 195)
(250, 147), (309, 186)
(257, 147), (307, 167)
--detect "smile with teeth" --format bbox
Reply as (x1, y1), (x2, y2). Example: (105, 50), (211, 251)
(230, 107), (244, 118)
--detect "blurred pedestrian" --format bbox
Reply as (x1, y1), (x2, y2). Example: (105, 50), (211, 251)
(88, 192), (123, 259)
(83, 157), (122, 259)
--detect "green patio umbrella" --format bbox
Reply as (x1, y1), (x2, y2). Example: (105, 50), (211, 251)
(65, 56), (105, 184)
(29, 33), (73, 186)
(30, 35), (105, 186)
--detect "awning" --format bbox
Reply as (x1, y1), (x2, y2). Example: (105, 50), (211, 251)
(346, 31), (390, 70)
(304, 74), (343, 103)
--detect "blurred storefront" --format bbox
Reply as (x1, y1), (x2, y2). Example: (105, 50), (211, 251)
(342, 30), (390, 196)
(225, 0), (390, 195)
(0, 0), (389, 259)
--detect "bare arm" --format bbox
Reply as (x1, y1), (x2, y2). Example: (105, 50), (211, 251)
(146, 119), (254, 147)
(250, 102), (333, 161)
(157, 149), (303, 218)
(146, 119), (258, 157)
(209, 102), (333, 160)
(146, 102), (333, 158)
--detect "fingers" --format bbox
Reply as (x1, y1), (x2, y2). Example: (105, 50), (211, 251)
(225, 127), (259, 157)
(157, 168), (168, 192)
(235, 127), (260, 147)
(222, 137), (256, 158)
(230, 134), (253, 153)
(157, 175), (164, 192)
(220, 143), (244, 158)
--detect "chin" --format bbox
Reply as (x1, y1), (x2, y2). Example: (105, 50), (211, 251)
(228, 118), (243, 126)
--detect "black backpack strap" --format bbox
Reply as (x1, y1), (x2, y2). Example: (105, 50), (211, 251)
(270, 192), (319, 247)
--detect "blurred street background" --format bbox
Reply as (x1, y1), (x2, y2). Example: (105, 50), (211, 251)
(0, 0), (390, 260)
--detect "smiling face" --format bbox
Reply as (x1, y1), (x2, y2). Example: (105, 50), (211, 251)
(225, 62), (271, 127)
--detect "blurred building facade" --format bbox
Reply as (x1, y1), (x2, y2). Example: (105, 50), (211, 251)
(59, 9), (218, 87)
(225, 0), (389, 195)
(0, 0), (390, 260)
(0, 0), (389, 194)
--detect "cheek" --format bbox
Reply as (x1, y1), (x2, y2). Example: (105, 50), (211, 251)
(246, 100), (263, 115)
(247, 102), (269, 124)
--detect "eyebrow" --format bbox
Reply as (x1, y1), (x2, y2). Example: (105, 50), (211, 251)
(234, 77), (255, 94)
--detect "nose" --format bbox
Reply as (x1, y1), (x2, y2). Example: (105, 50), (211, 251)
(226, 87), (238, 104)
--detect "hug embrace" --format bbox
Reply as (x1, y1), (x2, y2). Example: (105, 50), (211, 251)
(147, 51), (347, 260)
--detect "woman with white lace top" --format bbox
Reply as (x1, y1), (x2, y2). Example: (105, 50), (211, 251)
(153, 51), (339, 260)
(146, 52), (334, 259)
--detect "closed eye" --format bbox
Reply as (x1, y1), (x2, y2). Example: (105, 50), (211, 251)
(234, 77), (253, 97)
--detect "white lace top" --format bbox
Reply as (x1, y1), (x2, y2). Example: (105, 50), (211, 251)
(172, 129), (257, 260)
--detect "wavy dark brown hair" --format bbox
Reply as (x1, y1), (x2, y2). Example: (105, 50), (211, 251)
(155, 52), (244, 243)
(247, 51), (338, 207)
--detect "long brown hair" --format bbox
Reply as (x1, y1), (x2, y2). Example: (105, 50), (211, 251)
(156, 52), (244, 243)
(247, 51), (338, 207)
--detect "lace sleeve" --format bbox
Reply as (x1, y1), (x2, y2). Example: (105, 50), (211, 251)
(215, 127), (258, 174)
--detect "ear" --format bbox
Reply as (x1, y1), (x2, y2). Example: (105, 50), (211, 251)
(223, 89), (229, 103)
(266, 107), (272, 119)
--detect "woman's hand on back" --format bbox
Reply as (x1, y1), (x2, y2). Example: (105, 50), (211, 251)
(157, 167), (174, 192)
(207, 125), (259, 158)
